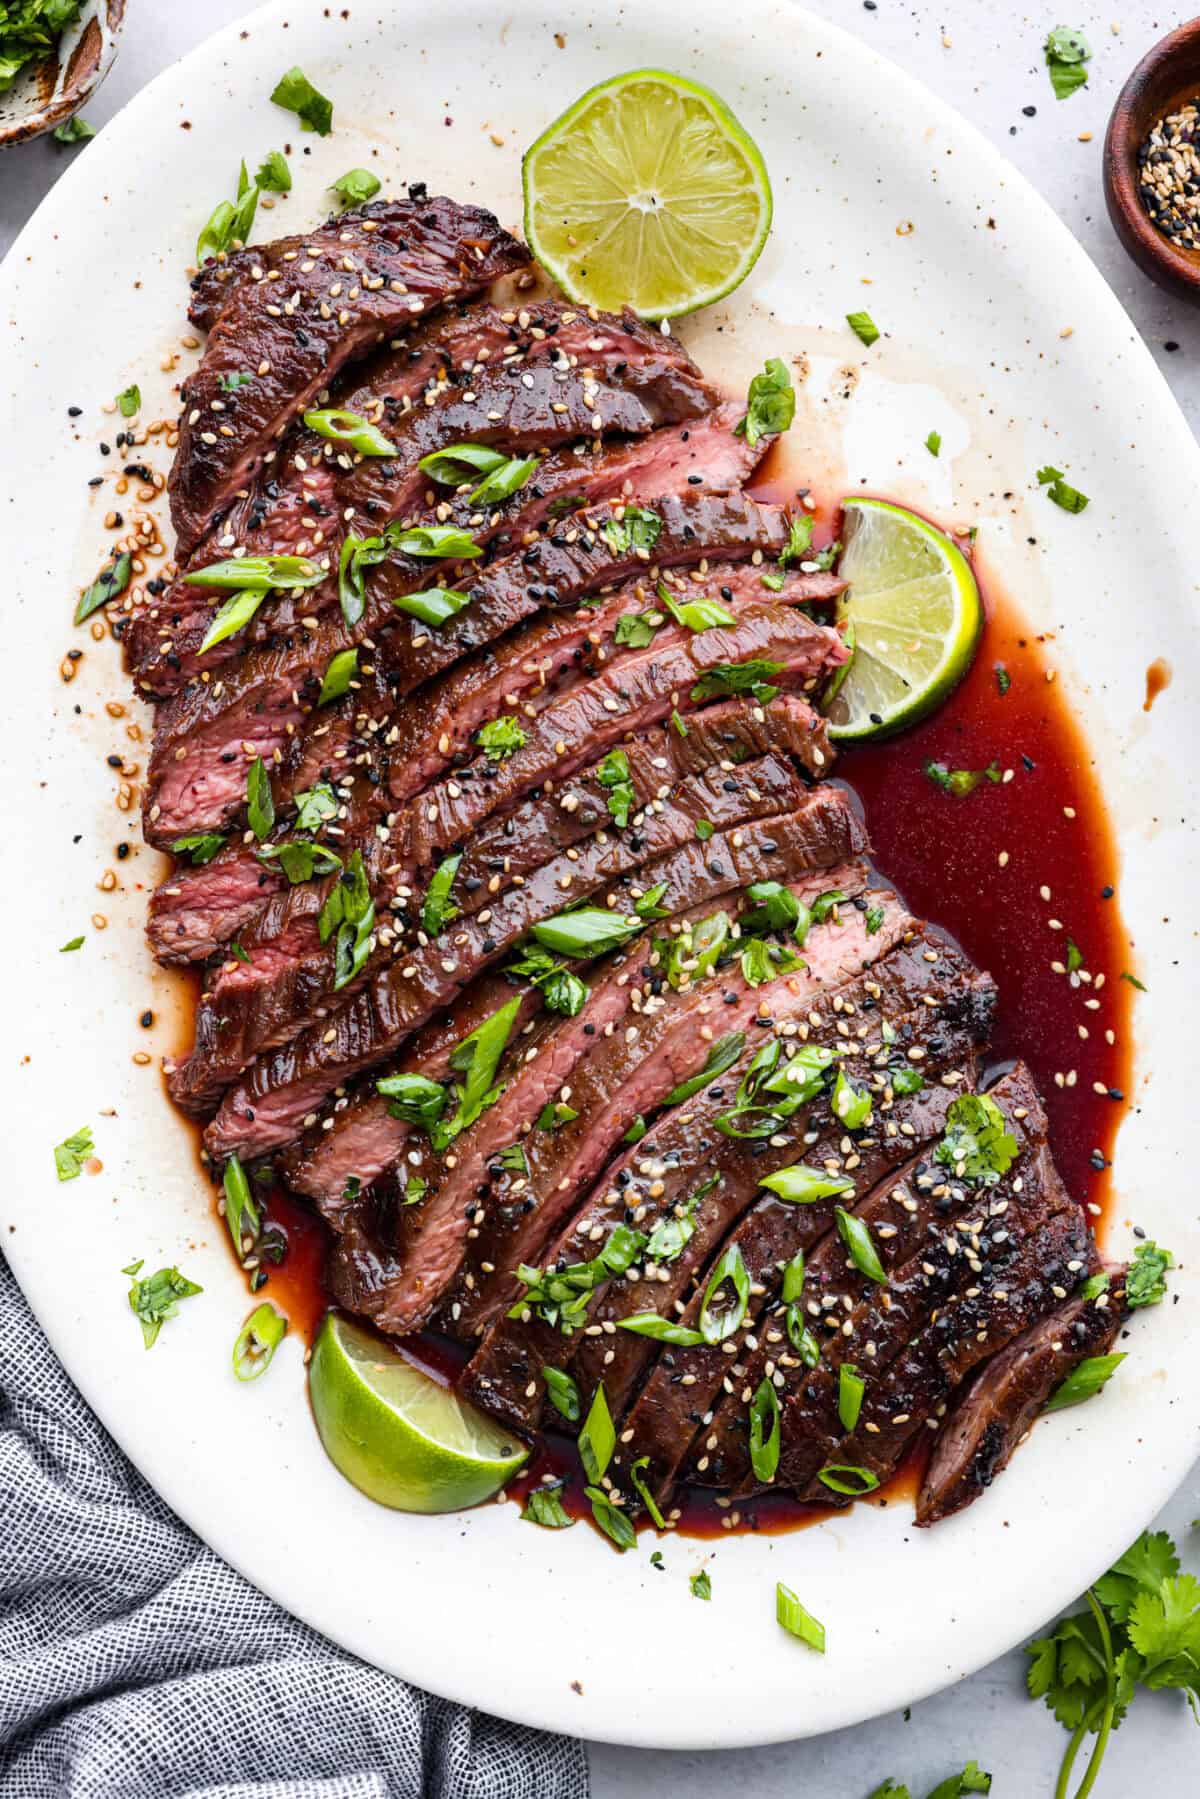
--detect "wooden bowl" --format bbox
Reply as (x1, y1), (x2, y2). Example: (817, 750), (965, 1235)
(0, 0), (125, 150)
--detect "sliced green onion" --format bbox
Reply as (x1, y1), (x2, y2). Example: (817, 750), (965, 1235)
(246, 757), (275, 840)
(835, 1206), (887, 1285)
(421, 852), (462, 936)
(749, 1377), (781, 1482)
(389, 525), (483, 560)
(542, 1365), (581, 1422)
(531, 908), (642, 959)
(831, 1067), (873, 1129)
(232, 1302), (287, 1380)
(184, 554), (322, 592)
(418, 443), (508, 485)
(629, 1455), (667, 1529)
(318, 648), (357, 706)
(222, 1155), (261, 1260)
(470, 455), (538, 508)
(303, 407), (397, 456)
(817, 1463), (880, 1496)
(392, 587), (475, 628)
(579, 1382), (615, 1483)
(780, 1251), (806, 1304)
(776, 1581), (826, 1652)
(662, 1032), (745, 1107)
(760, 1164), (856, 1206)
(846, 310), (880, 347)
(699, 1242), (750, 1344)
(838, 1363), (865, 1431)
(617, 1313), (704, 1346)
(1044, 1353), (1126, 1413)
(75, 552), (132, 625)
(586, 1485), (636, 1551)
(198, 588), (268, 654)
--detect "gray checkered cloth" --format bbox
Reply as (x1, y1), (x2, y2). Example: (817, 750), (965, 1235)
(0, 1254), (588, 1798)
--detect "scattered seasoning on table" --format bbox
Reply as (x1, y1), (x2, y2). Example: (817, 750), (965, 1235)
(1137, 101), (1200, 251)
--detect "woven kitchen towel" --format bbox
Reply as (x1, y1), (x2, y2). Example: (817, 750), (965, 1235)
(0, 1254), (588, 1799)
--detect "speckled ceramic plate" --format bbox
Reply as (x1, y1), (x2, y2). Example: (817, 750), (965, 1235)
(1, 0), (1197, 1750)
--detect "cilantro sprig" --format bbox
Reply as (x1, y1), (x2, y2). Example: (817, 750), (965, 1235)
(1027, 1527), (1200, 1796)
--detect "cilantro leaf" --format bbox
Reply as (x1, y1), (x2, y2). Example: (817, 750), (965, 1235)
(54, 1126), (93, 1181)
(935, 1093), (1019, 1185)
(1126, 1240), (1174, 1310)
(733, 357), (795, 447)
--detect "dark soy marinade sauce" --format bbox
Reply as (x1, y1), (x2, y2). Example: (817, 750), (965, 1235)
(207, 482), (1134, 1542)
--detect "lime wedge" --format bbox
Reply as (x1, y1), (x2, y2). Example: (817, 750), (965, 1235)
(309, 1311), (527, 1512)
(823, 499), (982, 741)
(522, 69), (772, 319)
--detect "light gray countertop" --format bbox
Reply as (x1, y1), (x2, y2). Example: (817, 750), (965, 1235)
(4, 4), (1195, 1793)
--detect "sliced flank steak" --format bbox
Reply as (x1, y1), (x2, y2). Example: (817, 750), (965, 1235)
(914, 1272), (1126, 1526)
(205, 791), (866, 1162)
(381, 566), (840, 810)
(458, 918), (987, 1438)
(141, 477), (793, 849)
(798, 1202), (1098, 1507)
(330, 865), (878, 1337)
(277, 968), (540, 1221)
(143, 680), (832, 972)
(430, 875), (897, 1339)
(168, 740), (820, 1114)
(601, 968), (1000, 1503)
(551, 967), (995, 1439)
(135, 320), (715, 694)
(684, 1064), (1049, 1499)
(170, 197), (529, 554)
(392, 601), (846, 865)
(276, 725), (842, 1205)
(379, 486), (796, 702)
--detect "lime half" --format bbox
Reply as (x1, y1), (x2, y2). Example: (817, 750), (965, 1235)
(823, 499), (982, 741)
(523, 69), (772, 319)
(309, 1312), (527, 1512)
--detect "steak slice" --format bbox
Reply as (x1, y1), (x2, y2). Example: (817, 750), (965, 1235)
(142, 482), (787, 848)
(393, 603), (846, 865)
(205, 792), (866, 1161)
(798, 1203), (1098, 1506)
(309, 974), (545, 1235)
(147, 847), (285, 966)
(278, 968), (539, 1223)
(459, 922), (986, 1438)
(143, 680), (831, 970)
(274, 706), (839, 1185)
(615, 1043), (1029, 1503)
(691, 1065), (1048, 1498)
(170, 198), (529, 554)
(567, 974), (996, 1440)
(169, 742), (819, 1114)
(446, 891), (917, 1340)
(330, 866), (876, 1336)
(379, 488), (796, 706)
(135, 322), (715, 694)
(914, 1272), (1127, 1526)
(383, 566), (840, 810)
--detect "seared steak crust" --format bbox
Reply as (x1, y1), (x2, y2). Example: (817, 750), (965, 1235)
(170, 197), (529, 553)
(915, 1274), (1126, 1525)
